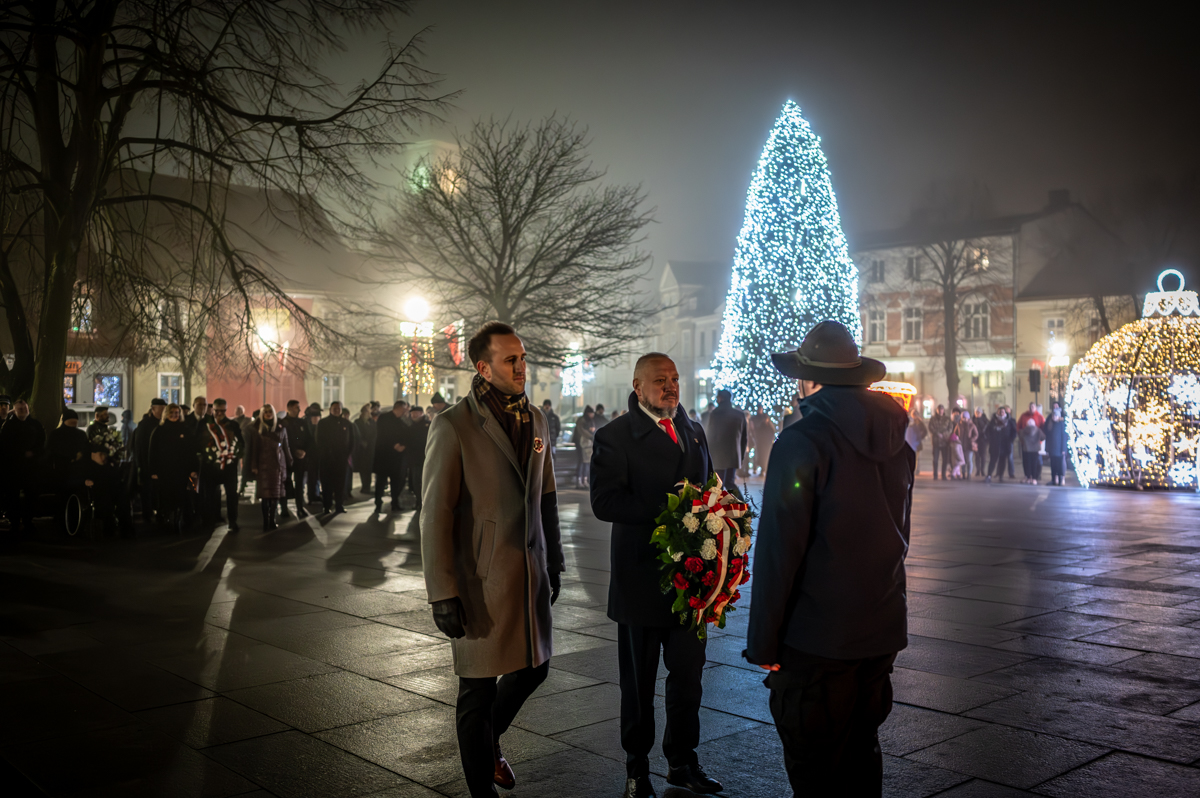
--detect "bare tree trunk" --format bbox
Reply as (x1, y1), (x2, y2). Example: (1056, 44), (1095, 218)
(943, 288), (960, 406)
(1092, 295), (1112, 337)
(30, 239), (80, 425)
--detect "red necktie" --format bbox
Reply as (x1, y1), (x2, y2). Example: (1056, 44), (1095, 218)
(659, 418), (678, 444)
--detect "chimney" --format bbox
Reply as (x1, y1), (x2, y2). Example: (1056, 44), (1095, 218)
(1047, 189), (1071, 210)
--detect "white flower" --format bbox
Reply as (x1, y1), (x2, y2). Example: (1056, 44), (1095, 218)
(704, 513), (725, 534)
(671, 550), (684, 562)
(734, 534), (752, 556)
(700, 538), (719, 560)
(682, 514), (701, 533)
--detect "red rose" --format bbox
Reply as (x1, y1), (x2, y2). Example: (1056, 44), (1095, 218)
(688, 596), (705, 609)
(702, 571), (718, 587)
(673, 572), (689, 590)
(684, 557), (704, 573)
(732, 590), (742, 602)
(740, 569), (751, 585)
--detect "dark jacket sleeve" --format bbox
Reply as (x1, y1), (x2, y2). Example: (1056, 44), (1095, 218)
(745, 431), (819, 666)
(589, 424), (645, 525)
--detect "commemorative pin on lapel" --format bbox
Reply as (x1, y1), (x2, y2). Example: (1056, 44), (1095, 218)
(534, 437), (545, 453)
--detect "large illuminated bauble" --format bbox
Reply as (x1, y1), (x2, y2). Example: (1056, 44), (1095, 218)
(1065, 270), (1200, 489)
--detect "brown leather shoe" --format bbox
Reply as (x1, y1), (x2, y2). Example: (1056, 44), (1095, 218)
(494, 744), (515, 790)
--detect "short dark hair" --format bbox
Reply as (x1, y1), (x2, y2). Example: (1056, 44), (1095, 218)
(212, 398), (227, 407)
(410, 406), (424, 412)
(596, 404), (605, 412)
(542, 399), (552, 407)
(468, 321), (517, 367)
(395, 400), (408, 408)
(287, 400), (300, 408)
(716, 389), (731, 401)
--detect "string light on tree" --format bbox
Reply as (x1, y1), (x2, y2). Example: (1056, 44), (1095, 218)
(1065, 269), (1200, 490)
(712, 101), (862, 409)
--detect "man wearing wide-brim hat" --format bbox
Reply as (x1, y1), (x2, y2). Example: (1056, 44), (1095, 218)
(744, 320), (914, 797)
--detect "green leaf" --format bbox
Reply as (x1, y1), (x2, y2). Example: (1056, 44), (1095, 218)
(667, 493), (681, 512)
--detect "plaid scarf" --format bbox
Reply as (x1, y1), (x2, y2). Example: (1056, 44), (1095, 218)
(473, 372), (533, 466)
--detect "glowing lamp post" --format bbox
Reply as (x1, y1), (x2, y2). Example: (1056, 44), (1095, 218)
(399, 295), (435, 402)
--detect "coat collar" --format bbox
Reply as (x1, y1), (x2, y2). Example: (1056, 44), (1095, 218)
(468, 392), (528, 484)
(625, 391), (693, 446)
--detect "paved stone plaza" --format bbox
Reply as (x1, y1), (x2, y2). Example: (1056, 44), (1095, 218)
(4, 478), (1200, 797)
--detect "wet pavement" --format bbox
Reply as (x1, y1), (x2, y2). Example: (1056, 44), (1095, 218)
(3, 477), (1200, 797)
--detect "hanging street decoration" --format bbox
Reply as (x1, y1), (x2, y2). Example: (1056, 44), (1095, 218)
(1065, 269), (1200, 490)
(712, 100), (862, 410)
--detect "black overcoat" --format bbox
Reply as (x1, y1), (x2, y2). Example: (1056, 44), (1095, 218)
(373, 412), (408, 474)
(590, 391), (712, 627)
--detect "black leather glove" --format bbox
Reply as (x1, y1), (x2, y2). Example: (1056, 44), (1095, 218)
(431, 597), (466, 639)
(548, 570), (561, 606)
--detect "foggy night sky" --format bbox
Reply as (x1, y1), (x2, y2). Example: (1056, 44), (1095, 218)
(359, 1), (1199, 270)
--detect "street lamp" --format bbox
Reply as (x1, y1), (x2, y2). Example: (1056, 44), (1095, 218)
(398, 295), (434, 402)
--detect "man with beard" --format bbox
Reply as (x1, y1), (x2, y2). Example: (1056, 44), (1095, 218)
(590, 353), (720, 798)
(422, 322), (562, 798)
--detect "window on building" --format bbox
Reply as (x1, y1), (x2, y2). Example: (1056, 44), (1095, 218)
(867, 259), (885, 283)
(1046, 317), (1065, 346)
(158, 373), (183, 404)
(93, 375), (123, 406)
(905, 256), (922, 281)
(868, 310), (886, 344)
(982, 370), (1004, 389)
(963, 302), (990, 340)
(322, 374), (343, 406)
(903, 308), (923, 342)
(1086, 315), (1104, 346)
(63, 374), (77, 404)
(438, 376), (456, 403)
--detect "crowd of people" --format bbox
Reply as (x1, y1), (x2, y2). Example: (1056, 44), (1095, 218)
(0, 391), (451, 539)
(905, 400), (1070, 485)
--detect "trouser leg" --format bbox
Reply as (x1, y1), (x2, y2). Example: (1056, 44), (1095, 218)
(618, 624), (664, 776)
(223, 470), (238, 525)
(767, 652), (895, 798)
(456, 676), (500, 798)
(931, 446), (941, 477)
(1007, 451), (1015, 478)
(410, 464), (424, 507)
(293, 468), (307, 511)
(492, 661), (550, 738)
(661, 623), (706, 769)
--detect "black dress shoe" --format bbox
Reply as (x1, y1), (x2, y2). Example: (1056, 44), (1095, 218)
(667, 763), (722, 794)
(622, 775), (656, 798)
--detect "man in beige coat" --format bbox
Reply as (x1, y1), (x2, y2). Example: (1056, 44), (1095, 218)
(421, 321), (564, 798)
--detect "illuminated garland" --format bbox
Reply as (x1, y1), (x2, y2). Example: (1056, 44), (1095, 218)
(1065, 271), (1200, 490)
(712, 101), (862, 409)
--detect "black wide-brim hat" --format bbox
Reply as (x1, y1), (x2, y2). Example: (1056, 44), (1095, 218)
(770, 320), (887, 386)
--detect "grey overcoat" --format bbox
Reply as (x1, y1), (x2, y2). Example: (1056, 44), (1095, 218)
(421, 393), (564, 678)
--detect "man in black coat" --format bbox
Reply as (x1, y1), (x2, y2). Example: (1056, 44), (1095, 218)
(0, 398), (46, 534)
(745, 321), (913, 797)
(373, 400), (409, 513)
(591, 353), (721, 798)
(406, 406), (431, 510)
(133, 398), (167, 524)
(316, 400), (354, 513)
(196, 398), (243, 531)
(279, 400), (310, 518)
(305, 405), (322, 502)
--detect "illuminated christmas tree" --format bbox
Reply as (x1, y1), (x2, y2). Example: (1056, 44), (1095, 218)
(713, 101), (862, 409)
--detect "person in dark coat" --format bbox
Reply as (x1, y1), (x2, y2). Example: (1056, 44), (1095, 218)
(985, 408), (1017, 483)
(373, 400), (409, 513)
(134, 398), (167, 523)
(120, 410), (137, 462)
(47, 408), (90, 480)
(972, 407), (990, 477)
(0, 398), (46, 534)
(279, 399), (310, 518)
(85, 406), (112, 440)
(196, 398), (243, 531)
(541, 399), (562, 453)
(572, 406), (596, 488)
(406, 406), (431, 509)
(353, 404), (376, 494)
(73, 444), (134, 537)
(148, 404), (198, 534)
(183, 396), (209, 434)
(249, 404), (292, 529)
(316, 400), (354, 514)
(745, 320), (912, 797)
(590, 353), (721, 798)
(305, 405), (322, 502)
(705, 389), (747, 494)
(1043, 404), (1069, 486)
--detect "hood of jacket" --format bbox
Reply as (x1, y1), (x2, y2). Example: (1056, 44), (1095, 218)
(797, 385), (909, 463)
